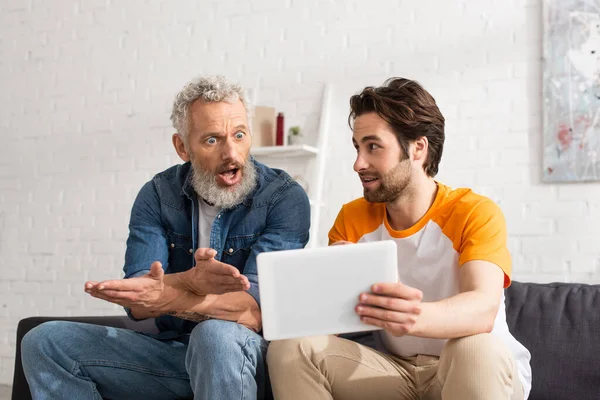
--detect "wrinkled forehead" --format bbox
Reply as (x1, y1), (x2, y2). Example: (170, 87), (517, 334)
(189, 99), (248, 131)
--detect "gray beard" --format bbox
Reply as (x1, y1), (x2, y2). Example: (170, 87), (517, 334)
(190, 158), (257, 209)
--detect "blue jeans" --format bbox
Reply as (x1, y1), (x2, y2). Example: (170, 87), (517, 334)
(21, 319), (269, 400)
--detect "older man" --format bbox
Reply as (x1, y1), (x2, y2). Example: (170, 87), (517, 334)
(21, 76), (310, 400)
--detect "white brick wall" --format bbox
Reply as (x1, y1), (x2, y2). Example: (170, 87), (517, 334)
(1, 0), (599, 385)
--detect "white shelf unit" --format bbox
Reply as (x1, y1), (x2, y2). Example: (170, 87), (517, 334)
(250, 85), (332, 248)
(250, 144), (319, 158)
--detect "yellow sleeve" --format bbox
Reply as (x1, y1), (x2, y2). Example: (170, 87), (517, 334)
(328, 206), (348, 245)
(459, 200), (512, 287)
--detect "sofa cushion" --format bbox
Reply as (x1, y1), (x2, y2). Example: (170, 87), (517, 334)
(505, 281), (600, 400)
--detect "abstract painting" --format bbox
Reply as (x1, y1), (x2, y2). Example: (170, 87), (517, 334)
(543, 0), (600, 182)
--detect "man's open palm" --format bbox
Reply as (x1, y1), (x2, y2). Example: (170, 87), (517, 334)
(84, 261), (166, 309)
(185, 248), (250, 295)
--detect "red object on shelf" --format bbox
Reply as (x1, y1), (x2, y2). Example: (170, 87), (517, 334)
(276, 112), (285, 146)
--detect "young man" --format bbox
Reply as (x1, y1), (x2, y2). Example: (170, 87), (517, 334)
(21, 76), (310, 400)
(267, 78), (532, 400)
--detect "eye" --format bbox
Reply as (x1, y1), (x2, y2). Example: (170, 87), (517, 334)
(235, 131), (245, 139)
(368, 143), (381, 150)
(206, 137), (217, 145)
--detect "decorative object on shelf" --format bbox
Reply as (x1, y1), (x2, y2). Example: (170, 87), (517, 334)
(276, 112), (285, 146)
(247, 83), (332, 248)
(287, 126), (302, 146)
(251, 106), (276, 148)
(543, 1), (600, 182)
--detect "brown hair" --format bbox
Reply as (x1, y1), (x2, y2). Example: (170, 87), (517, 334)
(348, 77), (445, 177)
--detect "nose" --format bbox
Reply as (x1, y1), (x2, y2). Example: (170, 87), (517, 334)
(353, 153), (368, 172)
(221, 136), (238, 162)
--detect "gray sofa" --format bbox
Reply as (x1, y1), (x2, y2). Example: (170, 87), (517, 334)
(12, 281), (600, 399)
(503, 281), (600, 399)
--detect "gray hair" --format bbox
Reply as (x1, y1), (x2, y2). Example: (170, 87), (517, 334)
(170, 75), (252, 141)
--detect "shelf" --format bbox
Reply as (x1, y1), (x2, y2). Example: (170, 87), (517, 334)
(250, 144), (319, 158)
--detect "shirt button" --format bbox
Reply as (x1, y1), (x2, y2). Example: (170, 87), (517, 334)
(228, 248), (234, 254)
(188, 249), (193, 254)
(170, 243), (175, 248)
(217, 214), (221, 218)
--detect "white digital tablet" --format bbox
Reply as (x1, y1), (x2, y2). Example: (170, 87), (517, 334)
(257, 240), (398, 341)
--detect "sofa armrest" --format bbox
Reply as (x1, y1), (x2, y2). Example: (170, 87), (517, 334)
(12, 315), (158, 400)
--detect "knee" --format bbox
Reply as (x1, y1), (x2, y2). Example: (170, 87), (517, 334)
(188, 320), (250, 355)
(442, 333), (512, 370)
(438, 334), (518, 397)
(267, 336), (329, 370)
(187, 320), (267, 376)
(266, 338), (302, 367)
(21, 321), (70, 365)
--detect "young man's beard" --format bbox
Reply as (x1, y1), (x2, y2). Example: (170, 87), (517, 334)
(363, 158), (412, 203)
(190, 157), (257, 209)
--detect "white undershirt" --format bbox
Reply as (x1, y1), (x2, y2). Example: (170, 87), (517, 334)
(198, 199), (220, 249)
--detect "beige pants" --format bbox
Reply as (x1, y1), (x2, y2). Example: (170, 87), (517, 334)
(267, 333), (523, 400)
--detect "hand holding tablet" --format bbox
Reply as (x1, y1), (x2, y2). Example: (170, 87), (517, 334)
(257, 240), (398, 341)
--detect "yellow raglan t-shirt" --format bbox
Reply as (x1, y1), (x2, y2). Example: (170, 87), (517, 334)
(328, 182), (532, 398)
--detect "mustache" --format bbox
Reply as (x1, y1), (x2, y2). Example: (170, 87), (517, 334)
(358, 172), (380, 178)
(216, 161), (244, 174)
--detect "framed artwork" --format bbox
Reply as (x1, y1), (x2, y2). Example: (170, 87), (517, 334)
(543, 0), (600, 182)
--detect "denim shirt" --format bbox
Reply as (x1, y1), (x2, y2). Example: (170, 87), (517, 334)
(123, 158), (311, 334)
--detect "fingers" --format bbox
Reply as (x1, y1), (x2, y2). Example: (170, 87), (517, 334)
(94, 289), (138, 301)
(358, 316), (411, 336)
(84, 281), (100, 291)
(205, 260), (242, 278)
(86, 286), (141, 307)
(92, 279), (143, 292)
(85, 269), (162, 294)
(330, 241), (353, 246)
(149, 261), (164, 279)
(238, 275), (250, 290)
(357, 284), (422, 337)
(371, 283), (423, 301)
(87, 290), (129, 307)
(87, 262), (163, 293)
(212, 274), (248, 286)
(358, 293), (421, 314)
(214, 282), (251, 294)
(208, 271), (249, 287)
(195, 248), (217, 261)
(355, 304), (418, 324)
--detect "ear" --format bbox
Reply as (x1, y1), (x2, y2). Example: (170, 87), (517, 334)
(412, 136), (428, 163)
(172, 133), (190, 162)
